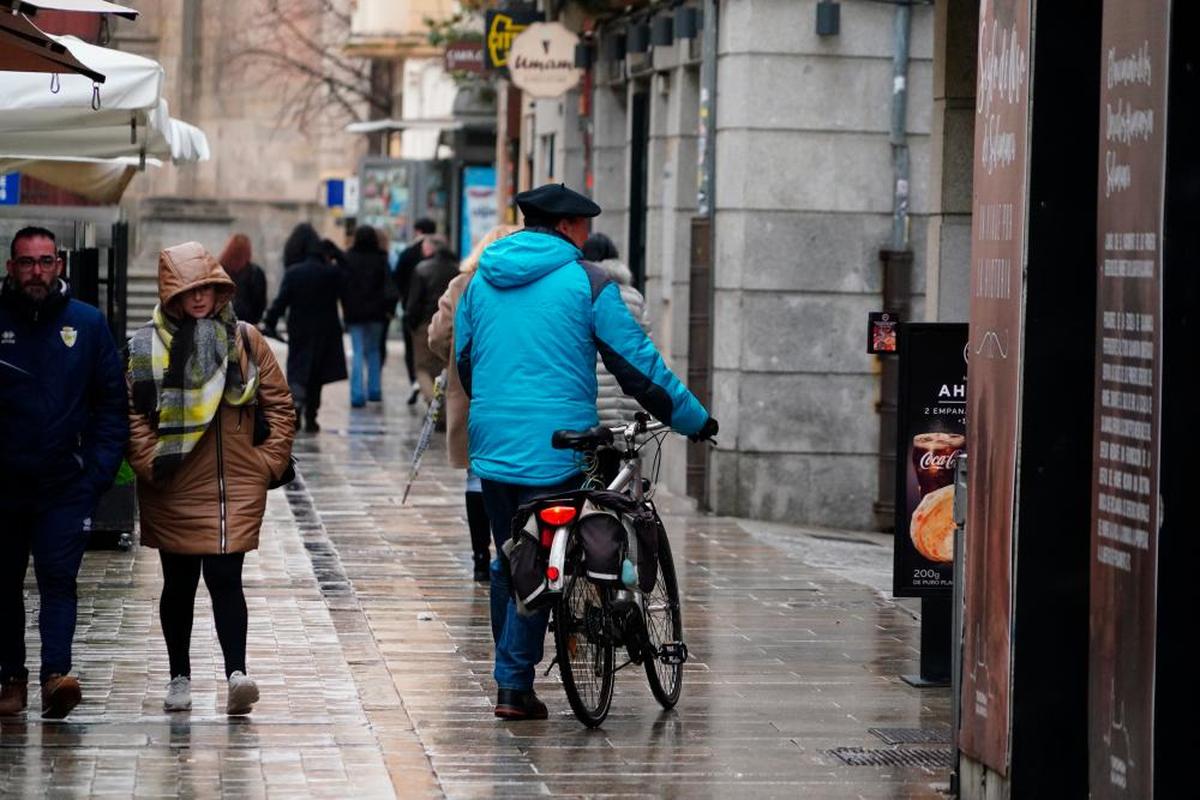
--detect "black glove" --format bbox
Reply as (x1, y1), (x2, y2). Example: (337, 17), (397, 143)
(690, 416), (719, 443)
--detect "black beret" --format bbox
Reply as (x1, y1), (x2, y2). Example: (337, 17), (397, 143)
(516, 183), (601, 220)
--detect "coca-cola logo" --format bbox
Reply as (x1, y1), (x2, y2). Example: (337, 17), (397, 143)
(919, 449), (962, 470)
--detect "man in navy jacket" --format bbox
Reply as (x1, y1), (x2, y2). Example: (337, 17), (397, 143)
(456, 185), (718, 719)
(0, 226), (128, 719)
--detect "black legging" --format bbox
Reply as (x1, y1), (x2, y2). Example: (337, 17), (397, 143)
(159, 551), (247, 679)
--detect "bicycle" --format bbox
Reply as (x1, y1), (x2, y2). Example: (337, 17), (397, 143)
(509, 414), (693, 727)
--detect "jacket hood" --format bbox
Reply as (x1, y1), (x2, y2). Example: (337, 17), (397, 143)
(597, 258), (633, 287)
(158, 241), (236, 312)
(477, 229), (581, 289)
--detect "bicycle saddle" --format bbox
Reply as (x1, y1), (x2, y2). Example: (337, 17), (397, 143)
(551, 425), (615, 451)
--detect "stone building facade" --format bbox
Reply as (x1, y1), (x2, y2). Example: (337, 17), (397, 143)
(511, 0), (937, 530)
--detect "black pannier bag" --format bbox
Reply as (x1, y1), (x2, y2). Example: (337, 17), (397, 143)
(629, 506), (661, 593)
(503, 508), (554, 615)
(578, 505), (624, 584)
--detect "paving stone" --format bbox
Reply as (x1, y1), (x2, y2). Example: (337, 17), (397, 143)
(0, 341), (950, 798)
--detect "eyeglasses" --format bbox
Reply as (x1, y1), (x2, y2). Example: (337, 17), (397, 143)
(12, 255), (60, 273)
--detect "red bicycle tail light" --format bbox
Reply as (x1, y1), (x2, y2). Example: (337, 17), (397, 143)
(537, 505), (577, 526)
(540, 527), (555, 548)
(546, 566), (560, 581)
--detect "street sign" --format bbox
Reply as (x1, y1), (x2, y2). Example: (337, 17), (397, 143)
(444, 41), (485, 75)
(507, 23), (582, 99)
(0, 172), (19, 205)
(1087, 3), (1170, 797)
(485, 8), (544, 71)
(893, 323), (968, 598)
(961, 0), (1033, 775)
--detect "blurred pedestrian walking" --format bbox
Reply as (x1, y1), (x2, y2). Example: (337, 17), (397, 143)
(429, 225), (519, 582)
(218, 233), (268, 325)
(581, 233), (652, 429)
(341, 225), (395, 407)
(0, 226), (128, 720)
(394, 217), (436, 404)
(405, 234), (457, 404)
(126, 242), (295, 717)
(261, 223), (347, 432)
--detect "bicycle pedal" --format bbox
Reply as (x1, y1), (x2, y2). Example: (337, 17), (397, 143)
(658, 641), (688, 666)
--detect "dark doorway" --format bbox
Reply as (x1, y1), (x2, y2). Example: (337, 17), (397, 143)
(628, 90), (650, 291)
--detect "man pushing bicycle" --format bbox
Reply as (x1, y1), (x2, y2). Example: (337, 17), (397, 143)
(454, 183), (718, 720)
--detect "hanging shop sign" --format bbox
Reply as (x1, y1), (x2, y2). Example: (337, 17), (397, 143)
(485, 8), (544, 71)
(507, 23), (582, 99)
(1087, 2), (1170, 797)
(893, 323), (968, 598)
(445, 41), (485, 75)
(960, 0), (1033, 776)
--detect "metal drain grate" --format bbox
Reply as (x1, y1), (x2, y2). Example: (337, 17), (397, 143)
(868, 726), (952, 745)
(828, 747), (953, 769)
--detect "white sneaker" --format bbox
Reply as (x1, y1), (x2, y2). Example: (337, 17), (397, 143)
(163, 676), (191, 712)
(226, 671), (259, 716)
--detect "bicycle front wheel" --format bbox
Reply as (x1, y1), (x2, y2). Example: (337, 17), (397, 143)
(554, 548), (615, 727)
(643, 521), (684, 709)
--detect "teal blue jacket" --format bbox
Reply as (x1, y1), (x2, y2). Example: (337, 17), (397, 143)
(454, 229), (708, 485)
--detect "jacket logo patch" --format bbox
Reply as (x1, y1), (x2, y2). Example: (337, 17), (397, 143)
(1, 330), (13, 345)
(60, 326), (78, 348)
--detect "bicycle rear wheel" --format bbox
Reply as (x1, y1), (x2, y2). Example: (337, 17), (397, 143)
(643, 521), (683, 709)
(554, 544), (615, 727)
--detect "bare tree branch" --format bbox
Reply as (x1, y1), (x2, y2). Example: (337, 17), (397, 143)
(225, 0), (386, 136)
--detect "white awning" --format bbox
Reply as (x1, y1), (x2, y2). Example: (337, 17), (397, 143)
(0, 155), (160, 203)
(344, 118), (463, 134)
(0, 35), (209, 163)
(0, 0), (139, 20)
(0, 12), (106, 82)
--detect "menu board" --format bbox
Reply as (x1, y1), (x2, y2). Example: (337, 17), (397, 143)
(960, 0), (1032, 775)
(1088, 3), (1169, 797)
(893, 324), (968, 597)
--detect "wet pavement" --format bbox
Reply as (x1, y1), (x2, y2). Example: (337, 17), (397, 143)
(1, 341), (951, 798)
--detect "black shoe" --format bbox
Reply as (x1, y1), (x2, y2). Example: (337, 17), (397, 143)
(473, 554), (490, 583)
(406, 386), (420, 406)
(304, 418), (320, 433)
(494, 688), (548, 720)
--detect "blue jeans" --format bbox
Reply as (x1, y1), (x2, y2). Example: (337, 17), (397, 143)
(348, 321), (384, 406)
(481, 474), (582, 692)
(0, 484), (96, 684)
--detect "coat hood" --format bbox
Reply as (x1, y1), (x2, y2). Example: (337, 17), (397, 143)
(477, 229), (581, 289)
(158, 241), (236, 312)
(597, 258), (633, 286)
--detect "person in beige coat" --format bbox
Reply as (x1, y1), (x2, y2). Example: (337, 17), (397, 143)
(126, 241), (295, 716)
(428, 225), (518, 582)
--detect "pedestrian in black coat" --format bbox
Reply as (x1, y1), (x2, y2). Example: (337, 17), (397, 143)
(405, 235), (458, 403)
(218, 233), (267, 325)
(261, 223), (347, 432)
(340, 226), (394, 406)
(393, 217), (437, 400)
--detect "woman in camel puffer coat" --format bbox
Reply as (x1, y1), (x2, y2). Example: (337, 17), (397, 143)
(126, 241), (294, 717)
(428, 225), (519, 583)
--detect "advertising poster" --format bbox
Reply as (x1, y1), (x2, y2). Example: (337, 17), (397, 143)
(961, 0), (1033, 775)
(460, 166), (498, 257)
(1088, 2), (1170, 797)
(893, 324), (968, 597)
(359, 161), (412, 248)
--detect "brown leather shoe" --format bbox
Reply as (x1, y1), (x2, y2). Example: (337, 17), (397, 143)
(494, 688), (548, 720)
(41, 674), (81, 720)
(0, 679), (28, 717)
